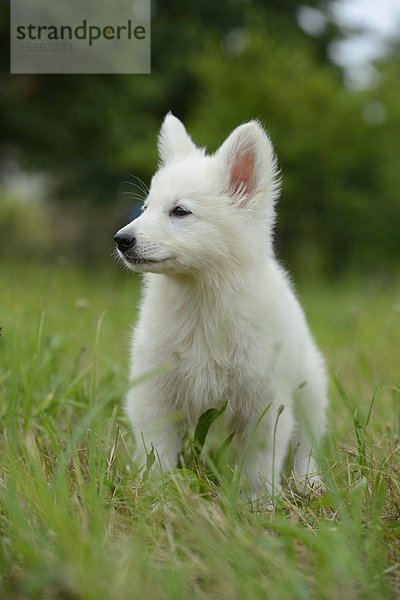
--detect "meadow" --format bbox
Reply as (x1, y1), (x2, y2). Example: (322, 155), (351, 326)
(0, 261), (399, 599)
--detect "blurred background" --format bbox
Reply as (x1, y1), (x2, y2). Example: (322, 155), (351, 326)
(1, 0), (400, 277)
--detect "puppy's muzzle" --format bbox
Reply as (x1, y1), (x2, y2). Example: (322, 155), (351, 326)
(114, 232), (136, 253)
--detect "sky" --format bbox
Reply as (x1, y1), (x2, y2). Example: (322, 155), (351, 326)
(298, 0), (400, 87)
(332, 0), (400, 38)
(331, 0), (400, 63)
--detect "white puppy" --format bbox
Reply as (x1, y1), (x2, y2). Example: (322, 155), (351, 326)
(115, 113), (328, 496)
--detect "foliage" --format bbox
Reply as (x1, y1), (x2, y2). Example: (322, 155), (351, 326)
(1, 264), (400, 598)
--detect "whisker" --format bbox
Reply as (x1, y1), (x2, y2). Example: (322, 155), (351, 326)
(121, 182), (147, 193)
(121, 191), (146, 202)
(127, 174), (149, 194)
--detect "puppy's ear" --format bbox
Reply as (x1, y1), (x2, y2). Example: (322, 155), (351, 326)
(158, 113), (199, 165)
(216, 121), (279, 208)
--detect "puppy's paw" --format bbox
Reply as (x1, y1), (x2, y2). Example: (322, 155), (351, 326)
(288, 472), (326, 497)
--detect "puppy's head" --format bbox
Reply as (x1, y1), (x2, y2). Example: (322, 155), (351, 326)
(114, 113), (279, 276)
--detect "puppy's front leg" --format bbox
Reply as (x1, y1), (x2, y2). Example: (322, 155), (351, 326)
(240, 403), (295, 501)
(126, 382), (182, 472)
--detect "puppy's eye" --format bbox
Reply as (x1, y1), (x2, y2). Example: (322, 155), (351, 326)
(141, 204), (147, 212)
(170, 206), (191, 217)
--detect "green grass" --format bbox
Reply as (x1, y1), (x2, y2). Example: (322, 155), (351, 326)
(1, 262), (400, 599)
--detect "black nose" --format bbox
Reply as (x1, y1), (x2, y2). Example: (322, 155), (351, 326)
(114, 232), (136, 252)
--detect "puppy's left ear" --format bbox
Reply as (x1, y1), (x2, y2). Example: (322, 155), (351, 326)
(158, 112), (200, 165)
(216, 121), (279, 208)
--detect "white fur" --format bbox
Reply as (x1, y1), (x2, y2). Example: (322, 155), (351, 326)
(115, 113), (328, 496)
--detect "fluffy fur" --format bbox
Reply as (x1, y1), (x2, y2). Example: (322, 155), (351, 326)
(115, 113), (328, 496)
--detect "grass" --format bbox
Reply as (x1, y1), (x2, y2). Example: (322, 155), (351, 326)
(1, 261), (400, 599)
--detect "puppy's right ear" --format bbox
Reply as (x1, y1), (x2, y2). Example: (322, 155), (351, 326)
(158, 113), (200, 165)
(216, 121), (279, 209)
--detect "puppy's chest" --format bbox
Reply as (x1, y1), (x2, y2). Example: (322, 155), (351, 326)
(162, 321), (265, 413)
